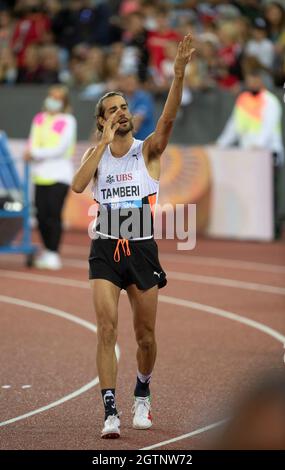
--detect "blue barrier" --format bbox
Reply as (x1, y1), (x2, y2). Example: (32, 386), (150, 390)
(0, 131), (37, 264)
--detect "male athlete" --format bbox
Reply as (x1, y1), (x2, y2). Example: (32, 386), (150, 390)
(72, 34), (195, 438)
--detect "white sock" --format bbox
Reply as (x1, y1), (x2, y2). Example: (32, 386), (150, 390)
(137, 370), (152, 384)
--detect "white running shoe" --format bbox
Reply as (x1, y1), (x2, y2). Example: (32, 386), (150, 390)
(132, 396), (152, 430)
(34, 250), (62, 270)
(101, 414), (121, 439)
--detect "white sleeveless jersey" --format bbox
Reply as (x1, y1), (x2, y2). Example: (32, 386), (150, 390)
(92, 138), (159, 240)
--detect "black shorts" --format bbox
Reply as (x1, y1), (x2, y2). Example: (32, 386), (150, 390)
(88, 237), (167, 291)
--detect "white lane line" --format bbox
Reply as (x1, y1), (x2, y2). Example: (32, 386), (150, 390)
(0, 270), (89, 289)
(2, 265), (283, 297)
(167, 271), (285, 296)
(159, 294), (285, 344)
(1, 271), (284, 343)
(1, 385), (32, 390)
(1, 272), (285, 446)
(140, 419), (228, 450)
(62, 259), (285, 295)
(162, 254), (285, 275)
(62, 244), (285, 274)
(0, 295), (120, 428)
(1, 248), (285, 276)
(0, 261), (285, 295)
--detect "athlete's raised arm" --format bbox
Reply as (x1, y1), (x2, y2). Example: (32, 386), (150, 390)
(71, 109), (121, 193)
(143, 34), (195, 160)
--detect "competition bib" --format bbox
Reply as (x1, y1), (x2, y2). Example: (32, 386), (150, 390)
(98, 170), (142, 210)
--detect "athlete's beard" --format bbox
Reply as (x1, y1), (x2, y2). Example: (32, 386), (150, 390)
(115, 120), (134, 136)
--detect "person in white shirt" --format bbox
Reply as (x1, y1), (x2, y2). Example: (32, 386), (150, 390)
(24, 85), (77, 269)
(217, 69), (284, 238)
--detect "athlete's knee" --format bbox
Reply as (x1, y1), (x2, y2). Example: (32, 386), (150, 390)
(136, 332), (156, 351)
(98, 323), (117, 347)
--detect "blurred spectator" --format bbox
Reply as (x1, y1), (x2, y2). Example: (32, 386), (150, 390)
(16, 43), (42, 83)
(71, 42), (90, 63)
(245, 16), (275, 87)
(264, 1), (285, 86)
(159, 39), (192, 104)
(196, 0), (219, 27)
(218, 22), (240, 70)
(39, 44), (60, 84)
(146, 5), (181, 78)
(216, 21), (242, 89)
(140, 1), (158, 31)
(86, 46), (106, 83)
(119, 44), (138, 75)
(174, 15), (198, 39)
(109, 0), (122, 15)
(49, 0), (83, 52)
(217, 68), (284, 238)
(0, 46), (17, 83)
(11, 0), (51, 67)
(122, 11), (149, 82)
(160, 38), (180, 83)
(186, 35), (219, 90)
(105, 43), (123, 84)
(42, 0), (61, 18)
(233, 0), (262, 22)
(119, 73), (155, 140)
(265, 1), (285, 43)
(0, 0), (283, 92)
(51, 0), (119, 52)
(234, 15), (251, 47)
(0, 8), (13, 49)
(69, 55), (94, 90)
(119, 0), (141, 16)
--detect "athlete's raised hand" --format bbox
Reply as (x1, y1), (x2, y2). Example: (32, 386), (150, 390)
(101, 109), (121, 145)
(174, 34), (195, 78)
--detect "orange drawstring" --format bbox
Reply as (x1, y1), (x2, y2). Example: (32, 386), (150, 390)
(113, 239), (131, 262)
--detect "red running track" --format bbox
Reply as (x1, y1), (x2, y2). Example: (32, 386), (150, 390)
(0, 233), (284, 450)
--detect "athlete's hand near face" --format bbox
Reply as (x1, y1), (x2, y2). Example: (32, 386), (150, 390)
(101, 109), (121, 145)
(72, 110), (122, 192)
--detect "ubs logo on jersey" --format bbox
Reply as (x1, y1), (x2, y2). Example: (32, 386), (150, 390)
(106, 175), (115, 184)
(106, 173), (133, 184)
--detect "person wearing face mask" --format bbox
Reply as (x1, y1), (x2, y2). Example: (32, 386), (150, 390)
(216, 68), (284, 239)
(24, 85), (77, 269)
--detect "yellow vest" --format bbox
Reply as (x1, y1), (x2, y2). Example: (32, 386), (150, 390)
(29, 112), (75, 185)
